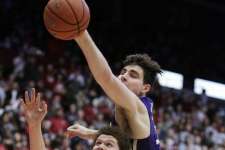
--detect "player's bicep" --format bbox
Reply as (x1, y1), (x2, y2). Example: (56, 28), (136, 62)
(130, 112), (150, 139)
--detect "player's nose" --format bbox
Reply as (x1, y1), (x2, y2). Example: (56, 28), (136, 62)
(120, 75), (127, 82)
(95, 145), (105, 150)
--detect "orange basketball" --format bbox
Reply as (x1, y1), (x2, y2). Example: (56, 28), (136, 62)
(43, 0), (90, 40)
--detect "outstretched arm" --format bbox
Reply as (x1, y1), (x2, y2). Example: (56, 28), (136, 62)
(75, 31), (141, 112)
(65, 124), (98, 140)
(74, 31), (150, 138)
(21, 88), (47, 150)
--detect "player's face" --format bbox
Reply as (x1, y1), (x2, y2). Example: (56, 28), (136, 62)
(118, 65), (149, 96)
(92, 134), (120, 150)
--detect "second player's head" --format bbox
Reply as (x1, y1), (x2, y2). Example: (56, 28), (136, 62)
(92, 126), (130, 150)
(118, 53), (161, 96)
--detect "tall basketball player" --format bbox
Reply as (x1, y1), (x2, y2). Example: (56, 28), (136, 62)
(68, 30), (161, 150)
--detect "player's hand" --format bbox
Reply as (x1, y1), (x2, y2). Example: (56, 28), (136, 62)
(20, 88), (47, 127)
(65, 124), (94, 140)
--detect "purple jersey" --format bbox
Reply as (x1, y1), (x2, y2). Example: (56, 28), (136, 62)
(131, 96), (160, 150)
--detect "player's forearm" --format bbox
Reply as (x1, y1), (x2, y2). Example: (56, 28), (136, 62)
(74, 31), (137, 111)
(28, 124), (46, 150)
(74, 31), (113, 84)
(86, 128), (98, 140)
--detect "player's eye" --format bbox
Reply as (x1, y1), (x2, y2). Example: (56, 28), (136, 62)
(96, 141), (102, 145)
(106, 143), (113, 147)
(130, 72), (138, 78)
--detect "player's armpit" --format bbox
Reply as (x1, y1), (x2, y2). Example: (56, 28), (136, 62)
(115, 106), (132, 137)
(122, 107), (150, 139)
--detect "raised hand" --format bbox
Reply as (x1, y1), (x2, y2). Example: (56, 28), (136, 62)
(21, 88), (47, 127)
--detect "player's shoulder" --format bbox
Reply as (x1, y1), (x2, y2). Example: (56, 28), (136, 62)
(140, 96), (153, 112)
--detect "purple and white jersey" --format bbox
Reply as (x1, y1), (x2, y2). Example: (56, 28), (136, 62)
(131, 96), (160, 150)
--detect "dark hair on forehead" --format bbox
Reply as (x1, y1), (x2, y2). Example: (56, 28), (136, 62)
(123, 53), (162, 85)
(93, 126), (131, 150)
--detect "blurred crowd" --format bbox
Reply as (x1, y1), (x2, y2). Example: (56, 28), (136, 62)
(1, 0), (225, 149)
(1, 0), (225, 84)
(0, 51), (114, 150)
(0, 51), (225, 150)
(156, 88), (225, 150)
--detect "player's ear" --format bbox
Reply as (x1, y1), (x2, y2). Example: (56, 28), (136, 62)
(142, 84), (151, 93)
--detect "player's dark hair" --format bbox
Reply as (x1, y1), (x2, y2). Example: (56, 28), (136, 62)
(93, 126), (131, 150)
(123, 54), (162, 85)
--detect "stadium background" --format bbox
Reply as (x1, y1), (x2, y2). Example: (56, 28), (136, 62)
(0, 0), (225, 149)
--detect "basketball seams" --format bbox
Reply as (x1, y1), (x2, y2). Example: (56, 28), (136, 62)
(64, 0), (80, 33)
(47, 22), (87, 40)
(44, 0), (90, 40)
(46, 3), (87, 26)
(46, 6), (75, 25)
(46, 16), (89, 33)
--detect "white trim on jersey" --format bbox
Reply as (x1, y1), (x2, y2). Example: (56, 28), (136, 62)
(132, 139), (137, 150)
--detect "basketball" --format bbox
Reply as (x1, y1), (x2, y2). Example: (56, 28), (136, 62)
(43, 0), (90, 40)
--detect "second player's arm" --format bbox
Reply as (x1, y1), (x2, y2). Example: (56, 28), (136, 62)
(75, 31), (140, 112)
(28, 124), (46, 150)
(66, 124), (98, 140)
